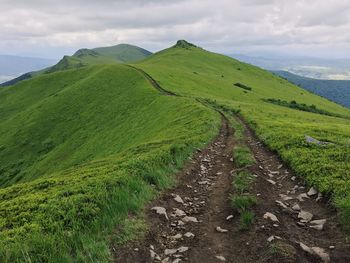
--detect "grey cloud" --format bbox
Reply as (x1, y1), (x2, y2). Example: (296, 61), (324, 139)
(0, 0), (350, 58)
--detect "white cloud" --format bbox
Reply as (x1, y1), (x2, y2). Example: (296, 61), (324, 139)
(0, 0), (349, 58)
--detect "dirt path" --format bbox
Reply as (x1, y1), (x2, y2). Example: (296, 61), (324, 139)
(113, 115), (350, 263)
(127, 65), (178, 96)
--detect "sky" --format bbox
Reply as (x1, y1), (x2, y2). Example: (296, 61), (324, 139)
(1, 0), (350, 59)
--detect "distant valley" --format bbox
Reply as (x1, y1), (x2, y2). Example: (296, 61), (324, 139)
(231, 54), (350, 80)
(0, 55), (56, 83)
(272, 70), (350, 109)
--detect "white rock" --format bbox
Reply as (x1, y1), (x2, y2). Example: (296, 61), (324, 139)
(292, 204), (301, 211)
(278, 164), (283, 169)
(267, 236), (275, 242)
(172, 259), (181, 263)
(182, 216), (198, 223)
(316, 193), (323, 202)
(297, 193), (310, 202)
(309, 224), (323, 230)
(215, 255), (226, 261)
(276, 200), (288, 209)
(263, 212), (279, 222)
(173, 208), (186, 217)
(162, 257), (171, 263)
(279, 194), (293, 201)
(150, 250), (156, 259)
(177, 246), (189, 253)
(307, 187), (318, 196)
(311, 247), (330, 262)
(291, 176), (296, 181)
(170, 233), (183, 239)
(174, 195), (184, 204)
(151, 206), (169, 220)
(329, 246), (335, 249)
(267, 179), (276, 185)
(184, 232), (195, 238)
(310, 219), (327, 225)
(298, 211), (313, 222)
(177, 220), (185, 226)
(226, 215), (234, 220)
(164, 248), (178, 256)
(309, 219), (326, 230)
(216, 226), (228, 233)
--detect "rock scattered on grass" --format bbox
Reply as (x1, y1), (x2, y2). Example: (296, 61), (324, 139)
(267, 179), (276, 185)
(174, 195), (184, 204)
(184, 232), (195, 238)
(152, 206), (169, 220)
(298, 211), (313, 222)
(307, 187), (318, 196)
(173, 208), (186, 217)
(292, 204), (301, 211)
(263, 212), (279, 222)
(226, 215), (234, 220)
(216, 226), (228, 233)
(215, 255), (226, 261)
(182, 216), (198, 223)
(299, 242), (330, 263)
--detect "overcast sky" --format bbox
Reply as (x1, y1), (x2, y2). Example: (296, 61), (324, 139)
(1, 0), (350, 59)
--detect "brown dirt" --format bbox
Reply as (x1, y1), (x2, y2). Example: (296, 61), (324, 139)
(113, 115), (350, 263)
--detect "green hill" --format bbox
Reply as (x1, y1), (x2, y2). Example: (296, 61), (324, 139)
(0, 44), (152, 87)
(0, 40), (350, 262)
(272, 70), (350, 108)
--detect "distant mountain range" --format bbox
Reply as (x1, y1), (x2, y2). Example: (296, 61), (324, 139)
(0, 44), (152, 86)
(231, 54), (350, 80)
(272, 70), (350, 109)
(0, 55), (56, 83)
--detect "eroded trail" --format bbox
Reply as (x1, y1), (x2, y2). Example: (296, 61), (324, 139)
(114, 115), (350, 263)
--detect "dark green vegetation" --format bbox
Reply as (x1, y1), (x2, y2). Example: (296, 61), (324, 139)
(229, 116), (256, 230)
(234, 82), (252, 91)
(263, 98), (349, 119)
(1, 39), (350, 261)
(273, 70), (350, 109)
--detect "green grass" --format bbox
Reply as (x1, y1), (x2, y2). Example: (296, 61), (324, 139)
(239, 211), (255, 230)
(263, 98), (349, 119)
(137, 41), (350, 229)
(233, 146), (255, 168)
(231, 195), (257, 211)
(232, 171), (255, 194)
(0, 64), (220, 262)
(1, 39), (350, 261)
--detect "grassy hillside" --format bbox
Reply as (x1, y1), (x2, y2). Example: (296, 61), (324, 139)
(0, 64), (219, 262)
(93, 44), (152, 63)
(273, 70), (350, 108)
(1, 40), (350, 262)
(0, 44), (152, 87)
(137, 40), (350, 226)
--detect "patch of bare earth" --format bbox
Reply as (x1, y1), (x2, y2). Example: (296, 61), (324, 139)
(113, 115), (350, 263)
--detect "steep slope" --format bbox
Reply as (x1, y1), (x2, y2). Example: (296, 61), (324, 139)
(0, 64), (219, 262)
(0, 44), (152, 87)
(137, 40), (350, 226)
(273, 70), (350, 108)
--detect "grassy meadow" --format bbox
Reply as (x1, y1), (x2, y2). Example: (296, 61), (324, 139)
(1, 40), (349, 262)
(137, 41), (350, 228)
(0, 64), (220, 262)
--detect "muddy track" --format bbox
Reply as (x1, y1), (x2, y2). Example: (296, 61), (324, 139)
(127, 65), (178, 96)
(113, 112), (350, 263)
